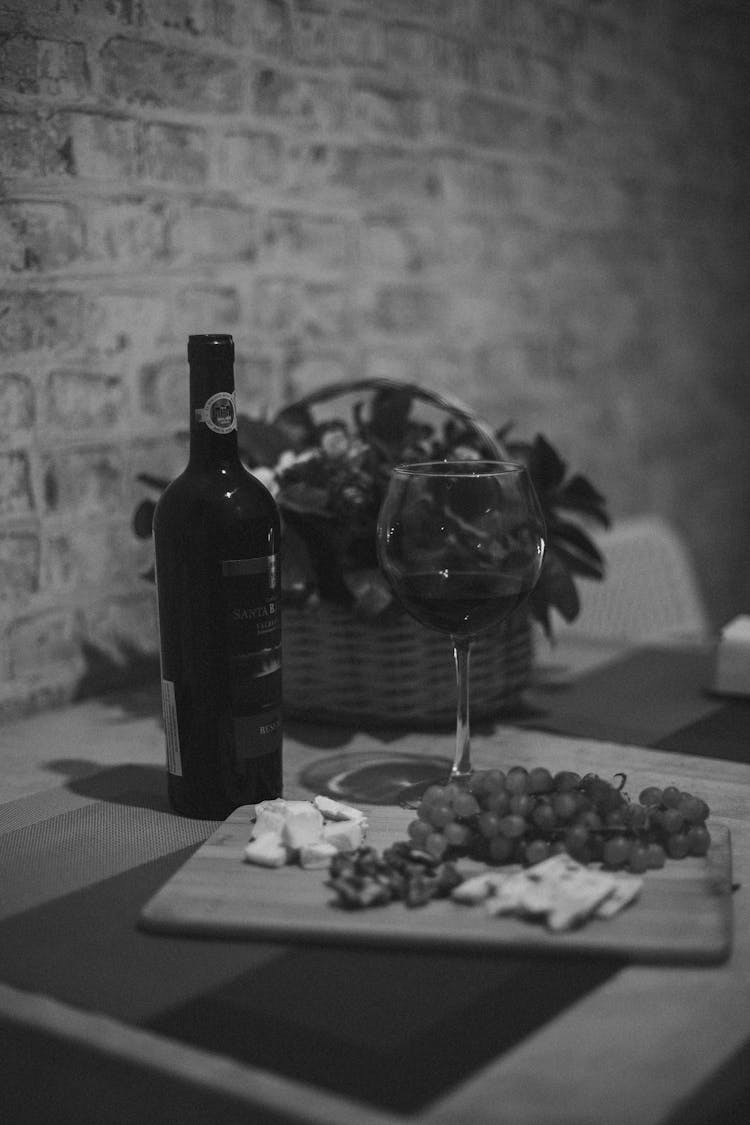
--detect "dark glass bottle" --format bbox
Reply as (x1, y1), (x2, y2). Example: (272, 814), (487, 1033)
(153, 334), (282, 819)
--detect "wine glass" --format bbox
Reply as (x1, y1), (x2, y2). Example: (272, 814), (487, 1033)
(377, 461), (545, 802)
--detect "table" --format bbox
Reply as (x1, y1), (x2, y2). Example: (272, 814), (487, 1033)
(2, 638), (750, 1125)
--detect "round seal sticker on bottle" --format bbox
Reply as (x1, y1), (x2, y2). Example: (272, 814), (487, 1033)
(195, 391), (237, 434)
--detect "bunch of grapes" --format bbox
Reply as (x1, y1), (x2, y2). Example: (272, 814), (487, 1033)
(406, 767), (712, 874)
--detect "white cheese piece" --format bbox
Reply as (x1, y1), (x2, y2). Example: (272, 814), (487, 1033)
(594, 873), (643, 918)
(251, 806), (288, 840)
(484, 872), (538, 916)
(313, 795), (368, 827)
(281, 803), (325, 850)
(321, 818), (364, 853)
(254, 798), (290, 815)
(451, 871), (518, 905)
(299, 841), (339, 869)
(482, 854), (619, 931)
(243, 834), (289, 868)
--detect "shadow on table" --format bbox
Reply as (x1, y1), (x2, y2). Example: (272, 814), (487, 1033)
(146, 944), (623, 1115)
(46, 759), (171, 814)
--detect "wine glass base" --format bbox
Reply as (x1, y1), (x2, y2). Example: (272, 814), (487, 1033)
(300, 750), (452, 806)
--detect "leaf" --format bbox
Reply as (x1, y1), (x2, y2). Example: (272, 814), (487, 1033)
(366, 387), (415, 450)
(136, 472), (170, 491)
(532, 554), (581, 625)
(552, 474), (610, 527)
(132, 499), (156, 539)
(237, 416), (293, 468)
(278, 481), (332, 518)
(547, 518), (605, 569)
(272, 403), (318, 449)
(526, 434), (568, 493)
(551, 544), (605, 582)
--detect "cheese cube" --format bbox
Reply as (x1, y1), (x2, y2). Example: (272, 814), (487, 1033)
(243, 835), (289, 867)
(280, 803), (324, 850)
(321, 818), (364, 852)
(299, 841), (339, 869)
(252, 806), (287, 840)
(313, 795), (368, 827)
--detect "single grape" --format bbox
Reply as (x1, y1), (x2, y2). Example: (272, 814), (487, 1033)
(452, 791), (480, 819)
(509, 792), (534, 817)
(646, 842), (666, 869)
(425, 831), (448, 860)
(661, 807), (684, 835)
(484, 789), (510, 817)
(687, 825), (711, 856)
(576, 809), (603, 832)
(554, 770), (581, 792)
(564, 823), (590, 859)
(628, 842), (650, 873)
(604, 808), (626, 828)
(624, 803), (649, 831)
(573, 791), (593, 814)
(505, 766), (529, 794)
(531, 801), (557, 832)
(552, 791), (577, 822)
(416, 800), (433, 822)
(596, 785), (625, 815)
(678, 795), (705, 824)
(441, 782), (463, 806)
(661, 786), (682, 809)
(498, 814), (527, 838)
(524, 838), (551, 865)
(603, 835), (631, 868)
(444, 821), (472, 848)
(666, 832), (690, 859)
(528, 767), (554, 794)
(428, 803), (455, 829)
(467, 771), (489, 795)
(422, 784), (446, 805)
(482, 770), (506, 795)
(639, 786), (663, 807)
(478, 810), (501, 839)
(408, 818), (431, 845)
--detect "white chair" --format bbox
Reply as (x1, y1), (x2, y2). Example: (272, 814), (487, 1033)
(553, 515), (710, 643)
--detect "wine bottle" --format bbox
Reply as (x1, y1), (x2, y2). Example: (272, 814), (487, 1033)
(153, 334), (282, 819)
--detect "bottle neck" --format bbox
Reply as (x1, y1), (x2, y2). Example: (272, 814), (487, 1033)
(187, 337), (242, 469)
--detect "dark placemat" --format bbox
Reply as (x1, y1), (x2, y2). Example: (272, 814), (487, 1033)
(655, 697), (750, 762)
(0, 844), (622, 1115)
(518, 645), (744, 755)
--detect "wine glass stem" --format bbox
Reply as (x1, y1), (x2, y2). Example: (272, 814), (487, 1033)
(451, 636), (472, 780)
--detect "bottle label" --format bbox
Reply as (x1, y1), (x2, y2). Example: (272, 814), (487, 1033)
(195, 391), (237, 434)
(161, 678), (182, 776)
(222, 554), (282, 763)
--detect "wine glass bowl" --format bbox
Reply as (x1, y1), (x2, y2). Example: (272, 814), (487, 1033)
(377, 460), (545, 797)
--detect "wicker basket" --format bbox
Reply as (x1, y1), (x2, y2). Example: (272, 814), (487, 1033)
(276, 377), (534, 729)
(283, 601), (532, 728)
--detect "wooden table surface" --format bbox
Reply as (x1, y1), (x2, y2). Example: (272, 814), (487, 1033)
(2, 636), (750, 1125)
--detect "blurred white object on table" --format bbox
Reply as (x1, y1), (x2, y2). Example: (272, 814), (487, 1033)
(713, 615), (750, 696)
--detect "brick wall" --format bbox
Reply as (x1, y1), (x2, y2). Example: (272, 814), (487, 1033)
(1, 0), (749, 717)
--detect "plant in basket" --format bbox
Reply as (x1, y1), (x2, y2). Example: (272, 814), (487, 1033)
(133, 379), (609, 639)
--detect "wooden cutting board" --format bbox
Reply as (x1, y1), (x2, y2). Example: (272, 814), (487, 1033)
(139, 805), (734, 964)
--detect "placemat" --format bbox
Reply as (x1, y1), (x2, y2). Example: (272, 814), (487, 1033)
(1, 644), (747, 1117)
(519, 645), (749, 761)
